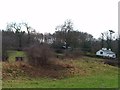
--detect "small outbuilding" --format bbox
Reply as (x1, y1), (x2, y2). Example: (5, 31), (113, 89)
(96, 48), (116, 58)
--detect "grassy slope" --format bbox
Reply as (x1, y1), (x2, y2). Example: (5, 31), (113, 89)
(2, 51), (119, 88)
(3, 75), (118, 88)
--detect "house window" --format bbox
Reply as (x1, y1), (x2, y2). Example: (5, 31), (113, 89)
(100, 52), (103, 54)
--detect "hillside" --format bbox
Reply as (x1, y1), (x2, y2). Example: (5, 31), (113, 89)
(2, 56), (119, 88)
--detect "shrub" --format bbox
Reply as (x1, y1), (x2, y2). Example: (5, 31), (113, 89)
(25, 44), (54, 66)
(63, 48), (83, 59)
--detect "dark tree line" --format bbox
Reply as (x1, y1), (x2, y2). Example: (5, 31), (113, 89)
(1, 20), (119, 60)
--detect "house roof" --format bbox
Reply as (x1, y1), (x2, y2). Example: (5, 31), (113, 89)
(100, 50), (115, 54)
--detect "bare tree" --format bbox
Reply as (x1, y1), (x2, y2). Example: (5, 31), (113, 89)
(23, 23), (31, 45)
(22, 23), (37, 46)
(109, 30), (115, 49)
(7, 22), (25, 50)
(101, 33), (104, 48)
(102, 30), (115, 50)
(55, 19), (75, 48)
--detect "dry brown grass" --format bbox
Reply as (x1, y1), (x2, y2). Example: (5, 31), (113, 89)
(2, 58), (87, 80)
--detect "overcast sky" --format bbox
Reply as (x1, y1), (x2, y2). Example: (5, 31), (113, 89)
(0, 0), (119, 39)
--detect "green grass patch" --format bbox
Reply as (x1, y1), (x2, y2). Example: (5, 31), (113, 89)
(7, 50), (26, 62)
(3, 73), (118, 88)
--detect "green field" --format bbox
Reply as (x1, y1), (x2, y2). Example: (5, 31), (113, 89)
(7, 50), (26, 62)
(3, 73), (118, 88)
(2, 51), (119, 88)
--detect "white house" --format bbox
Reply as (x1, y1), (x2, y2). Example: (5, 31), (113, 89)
(96, 48), (116, 58)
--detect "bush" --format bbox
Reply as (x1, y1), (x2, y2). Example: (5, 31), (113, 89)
(64, 48), (83, 59)
(25, 44), (54, 66)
